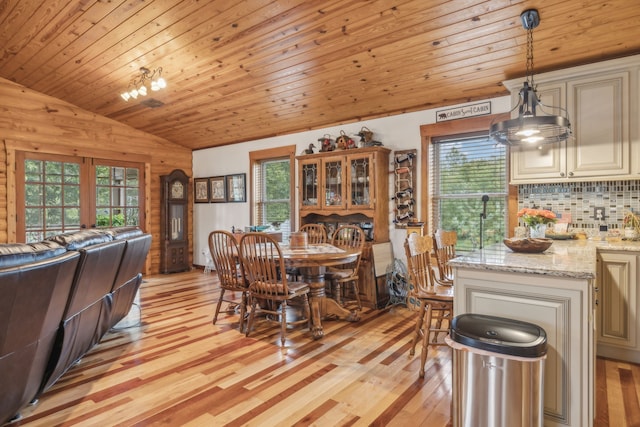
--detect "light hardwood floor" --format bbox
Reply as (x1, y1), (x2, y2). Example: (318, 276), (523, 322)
(10, 270), (640, 426)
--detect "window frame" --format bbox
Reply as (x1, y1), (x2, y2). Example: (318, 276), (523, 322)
(15, 151), (146, 242)
(430, 131), (508, 251)
(249, 145), (296, 233)
(420, 113), (518, 240)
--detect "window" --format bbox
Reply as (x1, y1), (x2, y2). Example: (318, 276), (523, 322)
(430, 131), (508, 252)
(250, 146), (296, 241)
(17, 152), (145, 242)
(95, 160), (142, 228)
(21, 155), (84, 242)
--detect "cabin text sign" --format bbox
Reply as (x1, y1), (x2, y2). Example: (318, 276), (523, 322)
(436, 102), (491, 122)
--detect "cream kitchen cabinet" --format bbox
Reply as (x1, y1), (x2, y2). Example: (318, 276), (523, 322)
(509, 57), (636, 184)
(596, 250), (640, 363)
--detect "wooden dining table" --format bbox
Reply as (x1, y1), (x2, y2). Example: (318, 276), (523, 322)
(279, 243), (361, 339)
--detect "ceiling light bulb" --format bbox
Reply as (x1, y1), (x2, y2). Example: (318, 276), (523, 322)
(523, 135), (544, 143)
(515, 128), (540, 137)
(121, 66), (166, 100)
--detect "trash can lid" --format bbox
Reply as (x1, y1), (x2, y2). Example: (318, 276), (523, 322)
(450, 313), (547, 357)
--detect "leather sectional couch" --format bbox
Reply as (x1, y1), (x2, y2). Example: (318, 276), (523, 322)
(0, 227), (151, 424)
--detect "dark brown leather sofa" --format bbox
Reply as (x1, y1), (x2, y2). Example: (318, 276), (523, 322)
(0, 242), (80, 426)
(0, 227), (151, 424)
(102, 227), (152, 335)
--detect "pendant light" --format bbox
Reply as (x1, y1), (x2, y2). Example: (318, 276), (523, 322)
(490, 9), (572, 145)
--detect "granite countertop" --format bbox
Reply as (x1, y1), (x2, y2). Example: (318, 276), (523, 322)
(449, 239), (640, 280)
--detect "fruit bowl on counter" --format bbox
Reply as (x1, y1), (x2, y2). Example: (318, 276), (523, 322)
(503, 238), (553, 253)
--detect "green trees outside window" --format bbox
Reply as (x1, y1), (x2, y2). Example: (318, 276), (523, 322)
(432, 134), (508, 251)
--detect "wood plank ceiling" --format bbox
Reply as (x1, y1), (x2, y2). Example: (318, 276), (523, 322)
(1, 0), (640, 151)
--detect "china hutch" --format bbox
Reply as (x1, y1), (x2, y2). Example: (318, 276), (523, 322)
(296, 146), (391, 308)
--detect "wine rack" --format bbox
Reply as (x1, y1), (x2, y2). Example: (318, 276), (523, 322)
(392, 149), (417, 228)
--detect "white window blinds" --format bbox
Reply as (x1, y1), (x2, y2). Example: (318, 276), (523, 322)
(252, 158), (291, 240)
(430, 131), (508, 251)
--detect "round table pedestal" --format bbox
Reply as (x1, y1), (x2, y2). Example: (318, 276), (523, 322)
(298, 265), (360, 339)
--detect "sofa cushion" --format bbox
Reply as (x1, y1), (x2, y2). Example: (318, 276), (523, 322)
(46, 230), (112, 250)
(31, 241), (68, 260)
(104, 227), (144, 240)
(0, 241), (66, 268)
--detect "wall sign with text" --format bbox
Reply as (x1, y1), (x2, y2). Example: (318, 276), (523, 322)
(436, 102), (491, 122)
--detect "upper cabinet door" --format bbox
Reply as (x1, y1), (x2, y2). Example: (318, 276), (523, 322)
(299, 158), (321, 210)
(323, 156), (346, 209)
(567, 71), (630, 178)
(346, 153), (374, 210)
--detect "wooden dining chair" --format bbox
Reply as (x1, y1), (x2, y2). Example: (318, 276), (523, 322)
(299, 223), (328, 244)
(239, 232), (311, 347)
(404, 233), (454, 377)
(208, 230), (248, 332)
(287, 224), (328, 281)
(325, 225), (365, 310)
(433, 229), (457, 286)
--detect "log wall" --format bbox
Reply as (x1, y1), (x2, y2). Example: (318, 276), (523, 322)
(0, 77), (192, 274)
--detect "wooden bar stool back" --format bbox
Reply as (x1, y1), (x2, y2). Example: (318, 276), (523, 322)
(404, 233), (454, 377)
(433, 229), (457, 286)
(239, 232), (311, 347)
(208, 230), (249, 332)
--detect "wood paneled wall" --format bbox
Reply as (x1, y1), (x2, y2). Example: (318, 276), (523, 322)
(0, 77), (192, 274)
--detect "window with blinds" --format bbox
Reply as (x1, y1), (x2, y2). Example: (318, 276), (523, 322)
(252, 158), (292, 240)
(430, 131), (508, 252)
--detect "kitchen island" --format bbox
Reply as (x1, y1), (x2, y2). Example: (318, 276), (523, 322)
(449, 240), (597, 427)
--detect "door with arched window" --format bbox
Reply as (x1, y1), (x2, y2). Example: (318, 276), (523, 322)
(16, 152), (145, 242)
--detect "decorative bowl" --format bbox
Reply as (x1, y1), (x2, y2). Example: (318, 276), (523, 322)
(503, 238), (553, 253)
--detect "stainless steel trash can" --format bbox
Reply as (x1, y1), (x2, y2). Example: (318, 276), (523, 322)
(446, 313), (547, 427)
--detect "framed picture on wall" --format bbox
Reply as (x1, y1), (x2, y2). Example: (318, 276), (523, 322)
(226, 173), (246, 203)
(209, 176), (226, 203)
(194, 178), (209, 203)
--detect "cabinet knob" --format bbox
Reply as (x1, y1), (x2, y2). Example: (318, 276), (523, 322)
(560, 172), (565, 177)
(568, 171), (574, 177)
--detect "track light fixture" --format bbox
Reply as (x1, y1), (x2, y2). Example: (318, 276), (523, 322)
(120, 66), (166, 101)
(490, 9), (572, 146)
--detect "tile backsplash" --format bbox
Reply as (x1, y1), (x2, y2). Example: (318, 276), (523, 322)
(518, 180), (640, 230)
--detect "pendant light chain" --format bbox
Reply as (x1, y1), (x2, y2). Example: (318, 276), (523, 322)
(526, 26), (535, 89)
